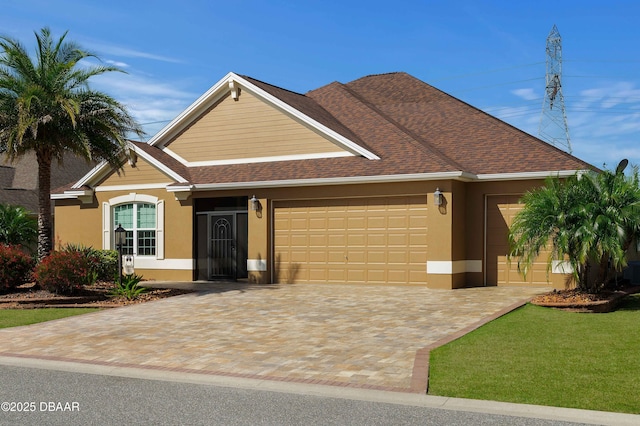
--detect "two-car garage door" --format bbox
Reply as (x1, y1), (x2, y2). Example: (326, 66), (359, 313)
(273, 196), (427, 285)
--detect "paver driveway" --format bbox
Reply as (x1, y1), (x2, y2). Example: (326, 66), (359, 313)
(0, 284), (544, 392)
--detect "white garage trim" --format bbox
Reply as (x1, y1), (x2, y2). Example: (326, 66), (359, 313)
(247, 259), (268, 272)
(552, 260), (574, 274)
(426, 260), (482, 274)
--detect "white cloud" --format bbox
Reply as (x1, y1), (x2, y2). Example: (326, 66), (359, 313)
(106, 60), (129, 68)
(511, 88), (538, 101)
(87, 72), (199, 139)
(87, 41), (183, 64)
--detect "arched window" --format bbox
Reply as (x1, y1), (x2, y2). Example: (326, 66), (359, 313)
(103, 194), (164, 259)
(113, 203), (156, 256)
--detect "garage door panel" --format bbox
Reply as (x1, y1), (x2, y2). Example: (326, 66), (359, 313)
(367, 270), (385, 283)
(347, 217), (366, 229)
(347, 250), (365, 262)
(327, 250), (346, 262)
(347, 233), (366, 245)
(367, 251), (386, 263)
(367, 234), (386, 246)
(308, 234), (328, 247)
(387, 251), (408, 263)
(387, 234), (409, 246)
(388, 215), (409, 229)
(327, 217), (346, 229)
(367, 216), (386, 228)
(348, 269), (366, 281)
(328, 269), (347, 281)
(274, 196), (427, 285)
(327, 234), (346, 246)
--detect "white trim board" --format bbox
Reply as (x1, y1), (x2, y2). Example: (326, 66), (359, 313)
(426, 260), (483, 275)
(131, 258), (194, 270)
(247, 259), (267, 272)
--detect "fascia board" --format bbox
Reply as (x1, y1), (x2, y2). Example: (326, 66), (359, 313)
(72, 161), (110, 189)
(128, 145), (188, 182)
(476, 170), (583, 181)
(165, 169), (584, 193)
(166, 172), (471, 192)
(72, 144), (188, 190)
(147, 72), (237, 148)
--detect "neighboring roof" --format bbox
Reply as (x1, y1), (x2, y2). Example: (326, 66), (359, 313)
(1, 152), (95, 211)
(62, 71), (594, 196)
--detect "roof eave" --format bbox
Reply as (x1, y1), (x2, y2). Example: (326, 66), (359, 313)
(165, 169), (588, 193)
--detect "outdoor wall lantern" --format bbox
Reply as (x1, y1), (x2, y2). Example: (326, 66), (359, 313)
(433, 188), (443, 206)
(250, 195), (261, 211)
(114, 224), (126, 284)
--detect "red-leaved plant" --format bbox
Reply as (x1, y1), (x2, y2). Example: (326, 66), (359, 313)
(33, 251), (91, 295)
(0, 244), (35, 291)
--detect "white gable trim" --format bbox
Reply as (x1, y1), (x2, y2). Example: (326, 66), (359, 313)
(149, 72), (379, 160)
(162, 148), (353, 167)
(71, 142), (188, 190)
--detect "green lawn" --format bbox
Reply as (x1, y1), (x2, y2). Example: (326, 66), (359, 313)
(428, 293), (640, 414)
(0, 308), (100, 329)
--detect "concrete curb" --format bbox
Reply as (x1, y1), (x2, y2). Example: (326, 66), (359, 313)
(1, 355), (638, 425)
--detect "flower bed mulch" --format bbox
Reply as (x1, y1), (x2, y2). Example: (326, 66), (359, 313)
(531, 285), (640, 312)
(0, 282), (193, 309)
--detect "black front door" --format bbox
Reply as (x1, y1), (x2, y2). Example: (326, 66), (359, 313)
(205, 212), (248, 280)
(210, 214), (234, 279)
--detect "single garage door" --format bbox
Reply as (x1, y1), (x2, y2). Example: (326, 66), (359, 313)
(274, 196), (427, 285)
(486, 195), (552, 286)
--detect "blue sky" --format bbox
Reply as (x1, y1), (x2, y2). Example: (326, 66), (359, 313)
(2, 0), (640, 169)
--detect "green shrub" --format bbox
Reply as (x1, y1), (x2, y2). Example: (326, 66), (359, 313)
(60, 243), (118, 283)
(0, 204), (37, 248)
(0, 244), (35, 291)
(109, 273), (147, 300)
(33, 251), (91, 295)
(93, 250), (118, 282)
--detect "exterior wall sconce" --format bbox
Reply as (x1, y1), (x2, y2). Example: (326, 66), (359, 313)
(250, 195), (261, 211)
(433, 188), (443, 206)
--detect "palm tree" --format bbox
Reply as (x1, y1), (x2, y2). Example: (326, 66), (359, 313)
(0, 27), (143, 260)
(509, 162), (640, 293)
(0, 203), (37, 247)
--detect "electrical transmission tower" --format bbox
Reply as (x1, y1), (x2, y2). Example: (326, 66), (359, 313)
(538, 24), (572, 154)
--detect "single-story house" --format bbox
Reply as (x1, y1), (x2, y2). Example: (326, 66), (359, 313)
(52, 71), (592, 289)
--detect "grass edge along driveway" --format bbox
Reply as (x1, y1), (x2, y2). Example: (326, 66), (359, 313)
(428, 294), (640, 414)
(0, 308), (100, 329)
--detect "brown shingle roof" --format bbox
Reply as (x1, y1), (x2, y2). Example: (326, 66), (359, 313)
(340, 72), (591, 174)
(69, 72), (594, 190)
(131, 141), (191, 183)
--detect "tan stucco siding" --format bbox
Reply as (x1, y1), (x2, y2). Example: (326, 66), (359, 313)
(98, 158), (175, 187)
(54, 188), (193, 281)
(273, 196), (428, 285)
(54, 200), (103, 249)
(165, 91), (347, 162)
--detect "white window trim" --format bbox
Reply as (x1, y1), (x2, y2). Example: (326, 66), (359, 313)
(103, 193), (164, 260)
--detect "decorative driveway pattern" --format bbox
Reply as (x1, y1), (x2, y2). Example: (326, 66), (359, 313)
(0, 284), (544, 391)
